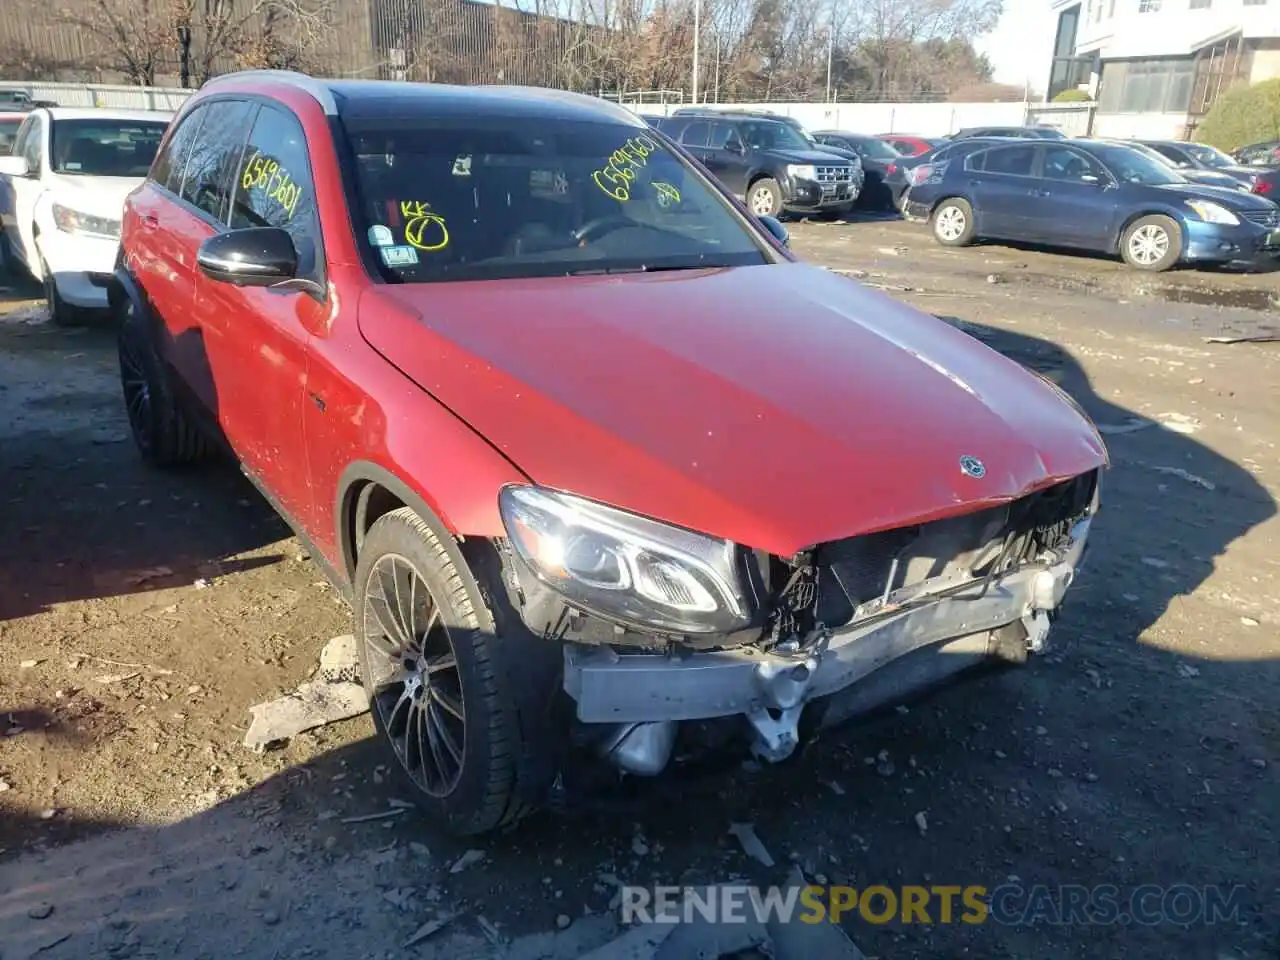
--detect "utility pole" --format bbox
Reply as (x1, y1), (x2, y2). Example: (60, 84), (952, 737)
(825, 27), (835, 102)
(691, 0), (701, 104)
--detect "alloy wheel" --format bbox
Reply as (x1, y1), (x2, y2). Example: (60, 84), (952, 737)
(1128, 224), (1169, 266)
(119, 334), (153, 450)
(362, 553), (467, 798)
(750, 190), (775, 216)
(936, 206), (966, 241)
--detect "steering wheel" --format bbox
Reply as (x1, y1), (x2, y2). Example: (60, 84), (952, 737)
(573, 216), (634, 245)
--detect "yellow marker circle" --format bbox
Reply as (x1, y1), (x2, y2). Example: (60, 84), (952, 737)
(405, 215), (449, 252)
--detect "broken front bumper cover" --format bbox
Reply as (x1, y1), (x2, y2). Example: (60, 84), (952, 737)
(563, 516), (1092, 766)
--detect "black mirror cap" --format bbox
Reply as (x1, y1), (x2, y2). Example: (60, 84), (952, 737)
(758, 214), (789, 248)
(196, 227), (298, 287)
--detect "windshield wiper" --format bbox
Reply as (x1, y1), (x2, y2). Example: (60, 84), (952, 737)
(563, 263), (712, 277)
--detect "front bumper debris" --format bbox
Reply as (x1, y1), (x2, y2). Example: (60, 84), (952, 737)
(564, 515), (1092, 770)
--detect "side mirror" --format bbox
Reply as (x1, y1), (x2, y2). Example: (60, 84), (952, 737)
(1080, 173), (1104, 186)
(1178, 160), (1192, 168)
(758, 214), (789, 248)
(197, 227), (298, 287)
(725, 140), (744, 155)
(0, 155), (31, 177)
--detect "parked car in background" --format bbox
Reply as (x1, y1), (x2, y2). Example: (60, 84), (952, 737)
(1234, 140), (1280, 167)
(668, 106), (865, 165)
(903, 138), (1280, 272)
(877, 134), (947, 157)
(1102, 140), (1248, 192)
(950, 125), (1067, 141)
(811, 130), (907, 210)
(658, 112), (861, 217)
(0, 106), (171, 322)
(0, 111), (28, 154)
(637, 114), (665, 128)
(115, 70), (1107, 836)
(1137, 139), (1275, 194)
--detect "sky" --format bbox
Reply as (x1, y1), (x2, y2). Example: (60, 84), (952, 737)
(974, 1), (1059, 92)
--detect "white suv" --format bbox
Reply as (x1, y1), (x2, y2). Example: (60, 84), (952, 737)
(0, 107), (171, 323)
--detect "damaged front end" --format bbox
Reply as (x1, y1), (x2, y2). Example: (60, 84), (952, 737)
(496, 470), (1100, 780)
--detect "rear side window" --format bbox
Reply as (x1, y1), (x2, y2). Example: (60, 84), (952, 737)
(150, 103), (207, 192)
(1151, 143), (1187, 165)
(230, 104), (323, 280)
(180, 99), (256, 223)
(974, 145), (1036, 176)
(679, 121), (711, 148)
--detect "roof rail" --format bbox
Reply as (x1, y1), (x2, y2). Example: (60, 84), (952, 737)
(203, 69), (338, 115)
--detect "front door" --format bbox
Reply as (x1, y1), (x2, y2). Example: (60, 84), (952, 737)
(703, 122), (751, 196)
(5, 113), (46, 271)
(193, 101), (326, 530)
(1023, 145), (1118, 248)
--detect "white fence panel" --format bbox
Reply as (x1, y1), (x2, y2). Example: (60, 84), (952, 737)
(0, 81), (195, 112)
(631, 100), (1034, 136)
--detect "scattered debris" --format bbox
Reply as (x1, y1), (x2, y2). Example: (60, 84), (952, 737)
(243, 635), (369, 751)
(402, 915), (454, 949)
(556, 914), (572, 930)
(1150, 465), (1215, 491)
(875, 750), (895, 777)
(826, 780), (846, 796)
(729, 822), (775, 867)
(193, 578), (212, 589)
(1177, 663), (1201, 679)
(449, 849), (487, 874)
(1241, 617), (1259, 627)
(73, 653), (174, 676)
(477, 915), (505, 945)
(94, 672), (140, 684)
(18, 659), (41, 669)
(39, 809), (56, 820)
(1157, 412), (1201, 435)
(125, 565), (175, 585)
(1250, 759), (1267, 770)
(914, 811), (928, 836)
(339, 809), (404, 825)
(1140, 557), (1170, 570)
(1203, 334), (1280, 345)
(27, 902), (54, 920)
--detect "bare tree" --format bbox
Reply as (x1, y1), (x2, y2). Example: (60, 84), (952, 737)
(57, 0), (171, 85)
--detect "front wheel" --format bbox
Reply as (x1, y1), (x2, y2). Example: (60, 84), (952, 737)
(1120, 215), (1181, 272)
(747, 178), (783, 218)
(40, 254), (80, 327)
(354, 507), (544, 835)
(931, 198), (976, 246)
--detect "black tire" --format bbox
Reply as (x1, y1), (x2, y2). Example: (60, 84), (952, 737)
(354, 507), (544, 835)
(1119, 214), (1181, 272)
(117, 298), (213, 466)
(40, 253), (80, 327)
(746, 178), (783, 218)
(931, 197), (976, 246)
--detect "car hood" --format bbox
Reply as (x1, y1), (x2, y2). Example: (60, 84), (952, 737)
(769, 149), (854, 166)
(46, 174), (142, 218)
(809, 143), (861, 162)
(1181, 169), (1250, 189)
(1144, 181), (1276, 210)
(359, 264), (1107, 556)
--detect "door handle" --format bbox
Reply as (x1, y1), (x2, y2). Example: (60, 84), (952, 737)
(1031, 188), (1053, 197)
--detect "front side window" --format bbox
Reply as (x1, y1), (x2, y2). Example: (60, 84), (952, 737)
(343, 116), (771, 283)
(50, 118), (167, 177)
(18, 115), (42, 172)
(180, 99), (256, 222)
(1042, 146), (1105, 182)
(739, 121), (811, 152)
(1091, 144), (1179, 185)
(229, 104), (323, 279)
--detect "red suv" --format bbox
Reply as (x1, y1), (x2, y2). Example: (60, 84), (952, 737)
(113, 71), (1107, 835)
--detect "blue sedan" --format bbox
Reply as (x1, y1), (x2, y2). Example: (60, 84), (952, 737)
(902, 138), (1280, 271)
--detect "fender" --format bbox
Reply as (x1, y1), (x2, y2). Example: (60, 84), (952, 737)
(1110, 204), (1187, 251)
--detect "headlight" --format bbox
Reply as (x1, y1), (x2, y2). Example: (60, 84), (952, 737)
(787, 164), (817, 181)
(51, 203), (121, 239)
(498, 485), (751, 635)
(1184, 199), (1239, 226)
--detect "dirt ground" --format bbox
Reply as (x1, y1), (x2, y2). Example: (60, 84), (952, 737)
(1, 218), (1278, 960)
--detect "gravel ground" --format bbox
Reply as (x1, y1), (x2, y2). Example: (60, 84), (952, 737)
(1, 217), (1277, 960)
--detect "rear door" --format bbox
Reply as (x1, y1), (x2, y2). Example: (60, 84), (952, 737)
(1022, 144), (1118, 248)
(704, 121), (751, 195)
(674, 120), (712, 165)
(965, 143), (1039, 238)
(195, 100), (328, 529)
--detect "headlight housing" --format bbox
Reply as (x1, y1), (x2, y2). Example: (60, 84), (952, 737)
(51, 203), (121, 240)
(787, 164), (817, 181)
(498, 486), (751, 635)
(1184, 199), (1239, 226)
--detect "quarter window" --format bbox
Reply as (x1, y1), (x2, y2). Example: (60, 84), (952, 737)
(229, 104), (323, 280)
(150, 104), (208, 194)
(180, 99), (256, 223)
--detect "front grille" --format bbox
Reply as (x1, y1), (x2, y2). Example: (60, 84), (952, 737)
(1241, 209), (1279, 227)
(811, 470), (1098, 626)
(815, 165), (853, 184)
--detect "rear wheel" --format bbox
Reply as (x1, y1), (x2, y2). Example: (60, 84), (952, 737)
(1120, 215), (1181, 272)
(747, 178), (783, 218)
(117, 299), (213, 466)
(931, 198), (976, 246)
(354, 508), (545, 835)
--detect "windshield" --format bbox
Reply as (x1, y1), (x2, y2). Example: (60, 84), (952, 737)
(344, 117), (770, 283)
(1184, 143), (1235, 168)
(0, 119), (21, 154)
(50, 118), (167, 176)
(1091, 144), (1180, 186)
(854, 137), (901, 160)
(738, 120), (813, 152)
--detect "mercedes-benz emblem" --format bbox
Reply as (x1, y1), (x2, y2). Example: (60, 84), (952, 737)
(959, 455), (986, 479)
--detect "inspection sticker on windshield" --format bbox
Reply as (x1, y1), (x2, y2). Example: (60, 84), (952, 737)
(380, 245), (419, 267)
(368, 224), (395, 247)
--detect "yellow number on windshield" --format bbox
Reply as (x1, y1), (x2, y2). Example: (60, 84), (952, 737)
(591, 134), (661, 202)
